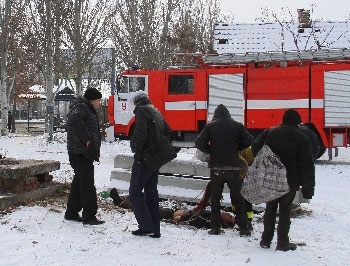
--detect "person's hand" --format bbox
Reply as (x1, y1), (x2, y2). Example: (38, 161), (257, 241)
(302, 187), (313, 199)
(86, 140), (91, 147)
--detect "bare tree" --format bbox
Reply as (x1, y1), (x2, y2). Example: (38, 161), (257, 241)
(61, 0), (111, 96)
(255, 6), (349, 51)
(109, 0), (219, 70)
(109, 0), (172, 70)
(169, 0), (219, 54)
(24, 0), (66, 140)
(0, 0), (12, 135)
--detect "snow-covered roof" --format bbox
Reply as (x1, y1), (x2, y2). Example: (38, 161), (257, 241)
(214, 21), (350, 53)
(19, 84), (46, 99)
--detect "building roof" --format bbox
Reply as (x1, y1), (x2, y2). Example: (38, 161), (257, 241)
(214, 21), (350, 54)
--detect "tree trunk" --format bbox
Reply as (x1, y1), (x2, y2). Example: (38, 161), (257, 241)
(0, 0), (11, 136)
(45, 0), (54, 141)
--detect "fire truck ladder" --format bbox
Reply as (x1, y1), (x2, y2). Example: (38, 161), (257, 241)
(202, 48), (350, 64)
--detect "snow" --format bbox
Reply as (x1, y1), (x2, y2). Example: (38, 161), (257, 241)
(1, 133), (350, 266)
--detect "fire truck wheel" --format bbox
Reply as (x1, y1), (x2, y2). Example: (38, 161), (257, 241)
(300, 125), (321, 161)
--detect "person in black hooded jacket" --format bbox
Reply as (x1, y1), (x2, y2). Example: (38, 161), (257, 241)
(195, 104), (253, 236)
(64, 87), (104, 226)
(129, 92), (172, 238)
(252, 109), (315, 251)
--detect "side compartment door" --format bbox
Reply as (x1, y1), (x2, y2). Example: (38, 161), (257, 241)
(208, 74), (244, 122)
(324, 70), (350, 126)
(163, 73), (200, 131)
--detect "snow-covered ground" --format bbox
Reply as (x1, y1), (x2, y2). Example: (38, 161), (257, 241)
(0, 132), (349, 266)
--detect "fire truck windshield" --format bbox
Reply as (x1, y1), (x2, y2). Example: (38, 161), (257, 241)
(119, 76), (145, 93)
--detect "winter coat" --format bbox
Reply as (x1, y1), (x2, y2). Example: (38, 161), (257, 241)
(66, 96), (101, 161)
(130, 99), (172, 162)
(195, 104), (253, 169)
(251, 122), (315, 198)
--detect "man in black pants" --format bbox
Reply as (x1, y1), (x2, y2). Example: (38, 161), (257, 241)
(64, 87), (104, 225)
(252, 109), (315, 251)
(195, 104), (253, 236)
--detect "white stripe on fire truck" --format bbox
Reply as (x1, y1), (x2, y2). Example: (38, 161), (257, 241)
(165, 101), (207, 110)
(247, 99), (324, 109)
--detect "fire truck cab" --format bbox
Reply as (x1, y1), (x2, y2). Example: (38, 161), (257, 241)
(108, 49), (350, 159)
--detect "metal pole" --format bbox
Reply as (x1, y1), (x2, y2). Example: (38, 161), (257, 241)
(111, 48), (116, 95)
(27, 99), (30, 132)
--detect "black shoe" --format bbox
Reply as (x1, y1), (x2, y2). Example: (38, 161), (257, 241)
(239, 228), (251, 237)
(109, 188), (122, 206)
(149, 233), (161, 238)
(260, 240), (271, 249)
(208, 228), (221, 235)
(64, 213), (83, 222)
(131, 229), (153, 236)
(276, 242), (297, 251)
(83, 218), (105, 225)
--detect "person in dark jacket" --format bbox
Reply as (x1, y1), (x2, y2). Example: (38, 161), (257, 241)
(7, 111), (12, 132)
(64, 87), (104, 225)
(195, 104), (253, 236)
(252, 109), (315, 251)
(129, 92), (172, 238)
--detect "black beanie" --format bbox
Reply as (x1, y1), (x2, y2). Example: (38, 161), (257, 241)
(282, 109), (302, 125)
(132, 92), (149, 105)
(84, 87), (102, 100)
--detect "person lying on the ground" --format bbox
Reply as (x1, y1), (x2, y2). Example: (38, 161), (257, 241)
(108, 187), (236, 229)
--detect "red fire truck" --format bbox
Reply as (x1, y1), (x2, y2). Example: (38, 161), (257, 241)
(108, 49), (350, 159)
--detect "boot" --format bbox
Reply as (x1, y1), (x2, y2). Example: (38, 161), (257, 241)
(239, 228), (251, 237)
(276, 242), (297, 251)
(208, 228), (221, 235)
(260, 240), (271, 249)
(109, 188), (122, 206)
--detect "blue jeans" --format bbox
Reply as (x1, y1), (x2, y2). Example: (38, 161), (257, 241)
(129, 161), (160, 234)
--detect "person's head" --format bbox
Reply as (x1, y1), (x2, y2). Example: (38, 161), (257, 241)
(212, 104), (231, 120)
(132, 92), (150, 106)
(220, 212), (236, 228)
(84, 87), (102, 110)
(282, 109), (302, 127)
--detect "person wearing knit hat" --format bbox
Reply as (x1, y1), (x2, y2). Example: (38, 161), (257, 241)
(129, 90), (172, 239)
(84, 87), (102, 101)
(251, 108), (315, 251)
(132, 92), (150, 106)
(64, 87), (104, 226)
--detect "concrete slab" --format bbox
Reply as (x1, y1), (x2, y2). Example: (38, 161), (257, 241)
(0, 182), (65, 210)
(0, 158), (60, 179)
(114, 154), (210, 177)
(111, 169), (210, 190)
(110, 154), (307, 205)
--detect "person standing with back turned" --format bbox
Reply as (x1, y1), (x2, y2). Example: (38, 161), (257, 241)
(129, 92), (172, 239)
(64, 87), (105, 225)
(252, 109), (315, 251)
(195, 104), (253, 236)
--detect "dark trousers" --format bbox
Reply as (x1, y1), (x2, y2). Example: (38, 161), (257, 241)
(66, 154), (98, 222)
(210, 169), (248, 230)
(129, 161), (160, 234)
(261, 191), (296, 245)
